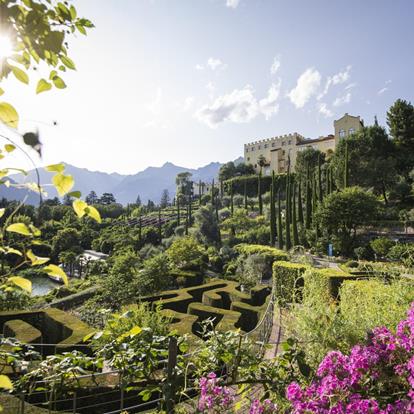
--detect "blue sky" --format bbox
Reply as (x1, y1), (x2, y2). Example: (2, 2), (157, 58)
(3, 0), (414, 174)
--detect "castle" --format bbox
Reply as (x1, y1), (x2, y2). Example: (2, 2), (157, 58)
(244, 113), (364, 175)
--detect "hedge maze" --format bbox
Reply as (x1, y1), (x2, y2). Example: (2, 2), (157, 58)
(139, 279), (272, 340)
(0, 308), (93, 356)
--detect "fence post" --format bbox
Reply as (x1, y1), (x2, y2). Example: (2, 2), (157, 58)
(19, 393), (25, 414)
(164, 336), (178, 413)
(120, 372), (125, 411)
(72, 390), (77, 414)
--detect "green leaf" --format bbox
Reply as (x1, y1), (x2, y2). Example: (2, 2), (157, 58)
(10, 65), (29, 84)
(27, 249), (49, 266)
(44, 31), (64, 54)
(85, 205), (101, 223)
(129, 326), (142, 336)
(0, 375), (13, 390)
(4, 144), (15, 152)
(67, 191), (81, 198)
(0, 208), (4, 218)
(52, 76), (66, 89)
(36, 79), (52, 94)
(82, 331), (96, 342)
(43, 264), (68, 286)
(45, 163), (65, 173)
(0, 102), (19, 128)
(8, 276), (32, 293)
(6, 223), (31, 236)
(72, 199), (87, 218)
(5, 247), (22, 256)
(52, 173), (74, 196)
(60, 55), (76, 70)
(0, 87), (4, 96)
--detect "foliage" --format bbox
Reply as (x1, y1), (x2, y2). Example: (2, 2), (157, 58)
(387, 243), (414, 268)
(166, 236), (206, 271)
(194, 205), (221, 245)
(315, 187), (381, 255)
(273, 261), (309, 307)
(287, 301), (414, 413)
(369, 237), (395, 258)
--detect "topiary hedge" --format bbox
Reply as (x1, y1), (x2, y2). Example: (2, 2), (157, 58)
(3, 319), (42, 344)
(302, 268), (357, 303)
(272, 261), (310, 307)
(0, 309), (93, 355)
(141, 279), (272, 339)
(224, 173), (288, 197)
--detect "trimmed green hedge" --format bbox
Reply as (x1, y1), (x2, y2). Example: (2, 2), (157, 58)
(170, 270), (204, 288)
(141, 279), (271, 338)
(339, 279), (414, 343)
(3, 319), (42, 344)
(0, 308), (93, 355)
(273, 261), (310, 307)
(302, 268), (356, 303)
(224, 173), (288, 197)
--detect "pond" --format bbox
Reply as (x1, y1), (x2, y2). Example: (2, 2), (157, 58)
(26, 275), (62, 297)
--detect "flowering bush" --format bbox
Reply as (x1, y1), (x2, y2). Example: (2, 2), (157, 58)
(198, 373), (235, 413)
(287, 301), (414, 413)
(249, 398), (278, 414)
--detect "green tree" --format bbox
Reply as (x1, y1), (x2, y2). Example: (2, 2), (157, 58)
(99, 192), (116, 205)
(295, 148), (325, 183)
(194, 205), (221, 245)
(219, 162), (237, 182)
(160, 189), (170, 208)
(85, 191), (98, 205)
(315, 187), (381, 255)
(387, 99), (414, 177)
(166, 236), (206, 271)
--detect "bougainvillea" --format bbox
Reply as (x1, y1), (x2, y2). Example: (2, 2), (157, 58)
(249, 398), (278, 414)
(197, 373), (235, 413)
(287, 301), (414, 413)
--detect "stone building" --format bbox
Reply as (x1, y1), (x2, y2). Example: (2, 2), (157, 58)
(244, 113), (363, 175)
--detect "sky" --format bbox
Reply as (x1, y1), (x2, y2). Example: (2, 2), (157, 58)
(1, 0), (414, 175)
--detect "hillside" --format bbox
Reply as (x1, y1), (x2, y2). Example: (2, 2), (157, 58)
(4, 159), (236, 205)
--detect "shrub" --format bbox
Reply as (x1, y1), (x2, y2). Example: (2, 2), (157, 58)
(387, 243), (414, 268)
(370, 237), (395, 258)
(287, 301), (414, 413)
(273, 261), (309, 307)
(166, 236), (207, 271)
(339, 278), (414, 345)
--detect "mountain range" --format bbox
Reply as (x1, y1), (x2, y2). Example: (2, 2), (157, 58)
(2, 158), (243, 205)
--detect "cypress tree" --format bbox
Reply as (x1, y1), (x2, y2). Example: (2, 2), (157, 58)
(344, 140), (349, 188)
(199, 180), (202, 206)
(285, 179), (291, 251)
(292, 182), (299, 246)
(230, 182), (234, 216)
(318, 154), (323, 202)
(270, 171), (276, 246)
(211, 179), (215, 206)
(298, 181), (304, 224)
(188, 198), (192, 226)
(277, 189), (283, 250)
(258, 171), (263, 215)
(244, 180), (248, 210)
(177, 196), (180, 226)
(305, 165), (312, 229)
(185, 204), (189, 235)
(138, 213), (142, 241)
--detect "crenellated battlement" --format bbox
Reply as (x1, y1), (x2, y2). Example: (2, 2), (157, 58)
(244, 132), (303, 147)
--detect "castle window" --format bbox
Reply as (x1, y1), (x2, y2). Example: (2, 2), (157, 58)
(251, 146), (255, 151)
(245, 148), (248, 152)
(258, 145), (261, 150)
(247, 157), (250, 161)
(339, 129), (346, 138)
(282, 141), (286, 146)
(271, 142), (275, 147)
(288, 140), (291, 145)
(264, 144), (268, 148)
(349, 128), (355, 135)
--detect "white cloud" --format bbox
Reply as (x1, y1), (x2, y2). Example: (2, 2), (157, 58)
(345, 82), (356, 90)
(333, 92), (351, 107)
(259, 81), (281, 120)
(378, 80), (392, 95)
(270, 56), (281, 75)
(226, 0), (240, 8)
(195, 82), (281, 128)
(195, 64), (204, 70)
(206, 81), (216, 98)
(207, 57), (227, 71)
(182, 96), (195, 112)
(318, 65), (352, 100)
(288, 68), (321, 108)
(317, 103), (333, 118)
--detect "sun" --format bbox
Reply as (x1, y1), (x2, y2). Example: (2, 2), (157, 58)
(0, 35), (13, 59)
